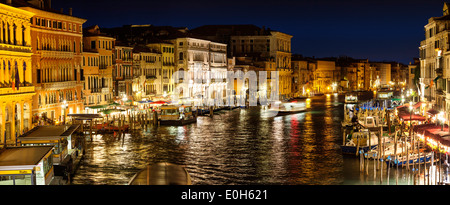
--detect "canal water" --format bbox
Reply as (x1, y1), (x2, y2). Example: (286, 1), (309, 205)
(71, 94), (432, 185)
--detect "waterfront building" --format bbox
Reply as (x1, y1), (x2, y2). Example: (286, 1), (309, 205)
(0, 1), (34, 145)
(419, 3), (450, 113)
(313, 60), (336, 93)
(132, 45), (161, 101)
(172, 37), (227, 105)
(113, 42), (133, 100)
(146, 41), (175, 100)
(190, 25), (294, 99)
(20, 1), (86, 124)
(291, 56), (315, 96)
(82, 25), (114, 112)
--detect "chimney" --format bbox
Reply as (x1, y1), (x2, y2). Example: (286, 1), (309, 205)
(6, 0), (11, 5)
(69, 8), (73, 16)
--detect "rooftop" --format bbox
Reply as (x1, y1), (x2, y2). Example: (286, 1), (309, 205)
(0, 146), (54, 169)
(19, 125), (80, 142)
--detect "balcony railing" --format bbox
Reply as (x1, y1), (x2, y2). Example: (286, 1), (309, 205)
(41, 81), (77, 89)
(39, 50), (74, 59)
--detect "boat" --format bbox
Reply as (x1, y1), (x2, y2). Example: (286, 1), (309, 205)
(345, 93), (358, 104)
(128, 162), (191, 185)
(341, 129), (379, 155)
(385, 152), (434, 167)
(159, 105), (197, 126)
(364, 141), (410, 160)
(268, 101), (306, 116)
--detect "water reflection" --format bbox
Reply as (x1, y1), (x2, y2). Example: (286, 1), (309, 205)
(71, 95), (353, 185)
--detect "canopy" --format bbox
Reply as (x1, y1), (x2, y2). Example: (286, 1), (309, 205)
(137, 100), (153, 104)
(86, 104), (109, 109)
(398, 112), (426, 121)
(151, 100), (168, 104)
(413, 123), (450, 147)
(426, 109), (439, 116)
(396, 102), (422, 110)
(98, 109), (126, 115)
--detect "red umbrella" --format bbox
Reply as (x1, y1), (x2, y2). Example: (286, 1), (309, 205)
(150, 100), (167, 104)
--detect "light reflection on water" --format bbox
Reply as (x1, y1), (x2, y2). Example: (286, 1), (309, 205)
(71, 94), (417, 185)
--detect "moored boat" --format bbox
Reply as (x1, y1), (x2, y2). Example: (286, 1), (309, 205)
(341, 129), (379, 155)
(385, 152), (434, 167)
(159, 105), (197, 126)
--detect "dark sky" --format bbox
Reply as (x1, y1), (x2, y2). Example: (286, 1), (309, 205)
(53, 0), (446, 64)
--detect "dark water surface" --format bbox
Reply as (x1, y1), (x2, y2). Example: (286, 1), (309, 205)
(71, 94), (421, 185)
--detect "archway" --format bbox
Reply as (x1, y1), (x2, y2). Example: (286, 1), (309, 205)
(5, 105), (11, 141)
(15, 103), (21, 136)
(23, 103), (30, 132)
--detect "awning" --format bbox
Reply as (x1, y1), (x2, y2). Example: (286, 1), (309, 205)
(137, 100), (153, 104)
(150, 100), (168, 104)
(86, 104), (109, 109)
(398, 112), (426, 121)
(98, 109), (126, 115)
(426, 109), (439, 115)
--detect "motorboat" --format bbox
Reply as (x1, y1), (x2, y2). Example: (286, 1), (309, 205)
(268, 101), (306, 116)
(159, 105), (197, 126)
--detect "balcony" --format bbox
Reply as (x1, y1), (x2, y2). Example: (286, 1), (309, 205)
(41, 81), (77, 90)
(0, 85), (35, 96)
(0, 43), (31, 53)
(38, 50), (74, 59)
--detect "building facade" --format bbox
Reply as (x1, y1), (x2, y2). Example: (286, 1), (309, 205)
(20, 3), (86, 124)
(173, 37), (227, 105)
(0, 2), (34, 145)
(131, 45), (161, 101)
(113, 44), (133, 99)
(82, 25), (114, 112)
(146, 42), (175, 100)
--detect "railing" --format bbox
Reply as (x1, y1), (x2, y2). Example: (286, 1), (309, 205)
(38, 50), (74, 59)
(41, 81), (76, 89)
(0, 86), (35, 95)
(0, 43), (31, 53)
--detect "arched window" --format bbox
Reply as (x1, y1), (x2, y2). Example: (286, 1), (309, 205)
(179, 52), (183, 60)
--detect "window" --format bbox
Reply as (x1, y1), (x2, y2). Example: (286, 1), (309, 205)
(91, 41), (96, 49)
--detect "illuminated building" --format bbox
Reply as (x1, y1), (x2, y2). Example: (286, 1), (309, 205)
(132, 45), (161, 100)
(20, 1), (86, 124)
(82, 25), (114, 111)
(146, 42), (175, 100)
(419, 3), (450, 112)
(0, 1), (34, 145)
(172, 37), (227, 104)
(113, 42), (133, 99)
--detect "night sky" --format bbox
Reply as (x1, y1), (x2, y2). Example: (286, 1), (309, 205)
(52, 0), (446, 64)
